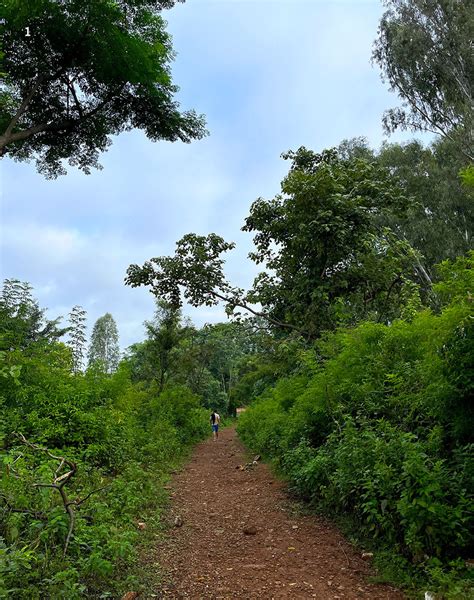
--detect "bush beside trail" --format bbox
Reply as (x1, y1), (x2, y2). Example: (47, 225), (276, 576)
(237, 254), (474, 599)
(1, 359), (209, 598)
(0, 291), (245, 599)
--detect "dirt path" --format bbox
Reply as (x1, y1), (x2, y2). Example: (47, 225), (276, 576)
(148, 426), (404, 599)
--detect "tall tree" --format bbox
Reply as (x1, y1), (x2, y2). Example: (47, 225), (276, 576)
(66, 305), (87, 373)
(242, 148), (422, 335)
(373, 0), (474, 161)
(126, 148), (422, 339)
(87, 312), (120, 374)
(336, 137), (474, 278)
(0, 0), (206, 177)
(377, 137), (474, 275)
(0, 278), (65, 349)
(142, 300), (184, 390)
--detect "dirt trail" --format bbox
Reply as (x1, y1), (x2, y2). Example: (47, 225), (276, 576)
(149, 426), (404, 599)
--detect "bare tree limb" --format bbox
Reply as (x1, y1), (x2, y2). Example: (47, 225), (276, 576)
(391, 82), (473, 162)
(208, 290), (306, 337)
(67, 79), (85, 119)
(12, 433), (104, 558)
(0, 493), (47, 520)
(0, 85), (123, 154)
(69, 485), (111, 508)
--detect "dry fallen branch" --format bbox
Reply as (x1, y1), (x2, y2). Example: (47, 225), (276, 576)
(338, 540), (351, 567)
(0, 493), (47, 520)
(12, 432), (108, 558)
(236, 455), (262, 471)
(5, 453), (24, 479)
(70, 485), (110, 508)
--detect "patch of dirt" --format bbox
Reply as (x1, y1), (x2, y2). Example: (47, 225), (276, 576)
(146, 426), (404, 599)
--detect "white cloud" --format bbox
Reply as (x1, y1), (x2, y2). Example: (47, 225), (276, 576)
(3, 223), (84, 264)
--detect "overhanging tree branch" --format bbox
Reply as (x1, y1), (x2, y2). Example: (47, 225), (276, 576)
(210, 289), (305, 336)
(0, 86), (123, 153)
(2, 76), (45, 139)
(1, 1), (206, 176)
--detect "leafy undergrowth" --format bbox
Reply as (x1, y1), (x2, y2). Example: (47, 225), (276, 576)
(1, 360), (210, 599)
(237, 255), (474, 599)
(1, 281), (244, 599)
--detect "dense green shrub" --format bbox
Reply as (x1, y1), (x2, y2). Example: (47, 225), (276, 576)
(238, 255), (474, 597)
(0, 281), (255, 598)
(0, 332), (211, 598)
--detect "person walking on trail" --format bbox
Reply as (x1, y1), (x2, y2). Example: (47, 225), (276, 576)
(210, 410), (220, 440)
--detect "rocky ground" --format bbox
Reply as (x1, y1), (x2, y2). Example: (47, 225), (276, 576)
(144, 426), (404, 599)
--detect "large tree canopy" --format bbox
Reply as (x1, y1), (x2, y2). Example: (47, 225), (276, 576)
(0, 0), (206, 176)
(126, 148), (422, 339)
(373, 0), (473, 161)
(242, 148), (422, 336)
(336, 136), (474, 278)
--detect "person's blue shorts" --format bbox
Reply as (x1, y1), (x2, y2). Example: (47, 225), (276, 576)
(212, 424), (219, 432)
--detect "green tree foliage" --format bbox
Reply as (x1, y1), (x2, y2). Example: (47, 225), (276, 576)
(125, 231), (301, 332)
(243, 147), (424, 335)
(126, 232), (243, 313)
(124, 312), (256, 414)
(237, 254), (474, 598)
(87, 313), (120, 374)
(125, 300), (187, 390)
(0, 0), (207, 176)
(378, 138), (473, 275)
(460, 164), (474, 188)
(66, 305), (87, 373)
(228, 333), (304, 412)
(2, 285), (243, 597)
(0, 279), (65, 350)
(373, 0), (474, 161)
(340, 136), (474, 279)
(179, 321), (257, 414)
(127, 147), (423, 338)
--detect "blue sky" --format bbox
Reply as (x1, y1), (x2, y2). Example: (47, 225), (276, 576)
(1, 0), (418, 349)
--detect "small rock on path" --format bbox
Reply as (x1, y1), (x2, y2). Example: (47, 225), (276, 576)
(147, 426), (404, 599)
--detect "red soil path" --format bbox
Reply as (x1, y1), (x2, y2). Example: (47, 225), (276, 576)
(149, 426), (404, 599)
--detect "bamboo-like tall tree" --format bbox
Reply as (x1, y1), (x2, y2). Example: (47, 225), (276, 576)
(67, 305), (87, 373)
(87, 312), (120, 374)
(0, 278), (65, 348)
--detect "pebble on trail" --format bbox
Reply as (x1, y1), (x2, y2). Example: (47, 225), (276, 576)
(174, 515), (184, 527)
(243, 525), (257, 535)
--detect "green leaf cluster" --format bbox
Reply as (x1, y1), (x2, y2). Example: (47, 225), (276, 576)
(0, 0), (206, 176)
(237, 254), (474, 598)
